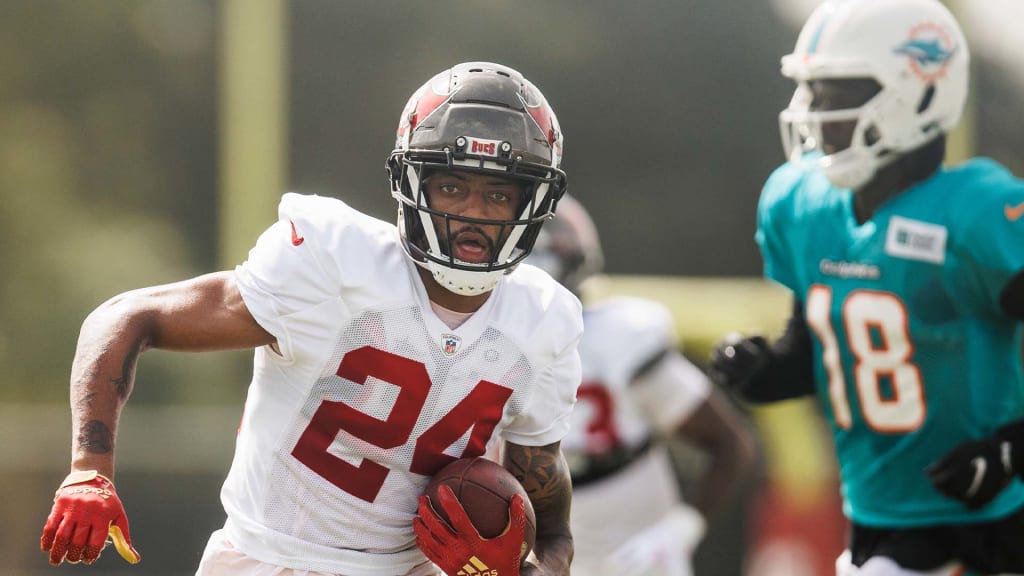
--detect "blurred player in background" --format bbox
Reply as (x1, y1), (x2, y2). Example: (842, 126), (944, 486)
(41, 61), (582, 576)
(526, 195), (757, 576)
(709, 0), (1024, 574)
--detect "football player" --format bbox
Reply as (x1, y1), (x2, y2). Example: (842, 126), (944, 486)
(709, 1), (1024, 574)
(40, 62), (582, 576)
(526, 196), (757, 576)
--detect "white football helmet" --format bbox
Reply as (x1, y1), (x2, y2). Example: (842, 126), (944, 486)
(779, 0), (969, 190)
(387, 62), (567, 296)
(524, 194), (603, 296)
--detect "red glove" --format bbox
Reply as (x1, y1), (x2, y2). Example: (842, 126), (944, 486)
(414, 485), (527, 576)
(41, 470), (141, 566)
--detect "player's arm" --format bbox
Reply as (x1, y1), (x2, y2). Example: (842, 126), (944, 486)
(68, 271), (272, 475)
(503, 441), (574, 576)
(41, 271), (274, 566)
(630, 347), (756, 538)
(927, 269), (1024, 509)
(708, 296), (816, 403)
(673, 388), (757, 520)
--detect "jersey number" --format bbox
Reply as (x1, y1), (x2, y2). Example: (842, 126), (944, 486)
(805, 286), (925, 433)
(291, 346), (512, 502)
(576, 382), (622, 452)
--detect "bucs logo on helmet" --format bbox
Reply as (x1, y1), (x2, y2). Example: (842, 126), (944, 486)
(396, 75), (456, 149)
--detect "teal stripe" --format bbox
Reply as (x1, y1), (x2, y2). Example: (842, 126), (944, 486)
(807, 13), (831, 54)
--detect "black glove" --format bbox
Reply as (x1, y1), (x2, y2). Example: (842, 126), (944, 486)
(707, 333), (770, 395)
(927, 421), (1024, 510)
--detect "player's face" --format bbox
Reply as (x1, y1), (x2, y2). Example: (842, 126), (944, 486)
(809, 78), (881, 155)
(423, 170), (526, 264)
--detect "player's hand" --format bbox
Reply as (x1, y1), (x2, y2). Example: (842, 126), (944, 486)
(41, 470), (141, 566)
(414, 486), (527, 576)
(708, 332), (770, 394)
(926, 437), (1014, 510)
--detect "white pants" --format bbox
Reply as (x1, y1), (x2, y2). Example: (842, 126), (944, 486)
(196, 530), (440, 576)
(569, 505), (705, 576)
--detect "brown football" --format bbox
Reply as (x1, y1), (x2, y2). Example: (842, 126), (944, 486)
(423, 457), (537, 560)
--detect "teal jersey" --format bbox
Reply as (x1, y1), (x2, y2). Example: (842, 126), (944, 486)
(757, 157), (1024, 528)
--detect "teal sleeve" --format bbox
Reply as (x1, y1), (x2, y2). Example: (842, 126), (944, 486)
(954, 175), (1024, 312)
(756, 165), (801, 292)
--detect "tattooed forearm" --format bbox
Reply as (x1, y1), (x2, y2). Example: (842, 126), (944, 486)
(503, 442), (571, 516)
(504, 441), (574, 576)
(77, 420), (113, 454)
(112, 343), (141, 399)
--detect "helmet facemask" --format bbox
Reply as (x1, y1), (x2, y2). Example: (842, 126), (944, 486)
(390, 150), (564, 296)
(780, 78), (889, 190)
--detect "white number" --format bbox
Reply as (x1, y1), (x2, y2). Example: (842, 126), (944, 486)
(805, 286), (925, 433)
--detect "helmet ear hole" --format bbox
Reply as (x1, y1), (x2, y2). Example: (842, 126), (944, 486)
(917, 85), (936, 114)
(864, 124), (881, 146)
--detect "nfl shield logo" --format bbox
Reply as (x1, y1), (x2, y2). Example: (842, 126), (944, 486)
(442, 334), (461, 356)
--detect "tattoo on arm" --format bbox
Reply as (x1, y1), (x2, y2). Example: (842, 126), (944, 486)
(503, 442), (574, 575)
(77, 420), (113, 454)
(504, 443), (570, 517)
(112, 344), (141, 399)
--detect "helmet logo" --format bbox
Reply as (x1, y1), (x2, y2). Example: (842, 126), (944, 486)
(466, 137), (501, 157)
(519, 91), (559, 150)
(893, 23), (956, 82)
(396, 80), (457, 143)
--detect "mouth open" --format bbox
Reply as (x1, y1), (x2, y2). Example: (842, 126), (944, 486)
(451, 230), (494, 264)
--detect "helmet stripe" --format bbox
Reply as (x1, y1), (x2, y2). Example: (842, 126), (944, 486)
(807, 13), (832, 55)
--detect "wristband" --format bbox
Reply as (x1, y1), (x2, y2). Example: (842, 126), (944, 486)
(55, 470), (115, 501)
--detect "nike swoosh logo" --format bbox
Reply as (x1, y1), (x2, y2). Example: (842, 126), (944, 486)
(289, 220), (305, 246)
(1005, 201), (1024, 222)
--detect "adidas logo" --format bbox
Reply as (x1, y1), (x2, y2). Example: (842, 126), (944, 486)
(457, 556), (498, 576)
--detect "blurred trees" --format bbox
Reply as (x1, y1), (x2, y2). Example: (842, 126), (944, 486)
(0, 1), (235, 404)
(2, 1), (1020, 406)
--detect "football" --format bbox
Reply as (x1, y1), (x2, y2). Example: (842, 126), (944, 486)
(423, 457), (537, 560)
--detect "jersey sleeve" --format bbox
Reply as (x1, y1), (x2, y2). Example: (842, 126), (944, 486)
(592, 296), (678, 379)
(500, 284), (584, 447)
(950, 163), (1024, 313)
(600, 297), (709, 436)
(234, 193), (350, 364)
(756, 163), (804, 292)
(630, 351), (711, 436)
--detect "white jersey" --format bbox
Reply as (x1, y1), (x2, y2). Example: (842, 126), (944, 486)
(562, 296), (708, 468)
(222, 193), (583, 576)
(564, 297), (710, 574)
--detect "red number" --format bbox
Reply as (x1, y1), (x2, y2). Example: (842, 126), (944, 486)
(291, 346), (513, 502)
(576, 382), (621, 452)
(411, 380), (511, 473)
